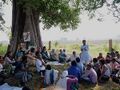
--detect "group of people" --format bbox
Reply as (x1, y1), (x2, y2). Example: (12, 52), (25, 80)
(0, 40), (120, 90)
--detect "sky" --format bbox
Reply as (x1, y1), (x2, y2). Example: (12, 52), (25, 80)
(0, 1), (120, 42)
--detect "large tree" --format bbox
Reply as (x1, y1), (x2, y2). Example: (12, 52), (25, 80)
(9, 0), (81, 55)
(1, 0), (120, 55)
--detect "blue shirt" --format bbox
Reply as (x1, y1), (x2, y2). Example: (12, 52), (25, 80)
(68, 66), (81, 82)
(77, 62), (84, 75)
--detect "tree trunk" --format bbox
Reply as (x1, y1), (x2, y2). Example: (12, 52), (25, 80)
(9, 0), (43, 56)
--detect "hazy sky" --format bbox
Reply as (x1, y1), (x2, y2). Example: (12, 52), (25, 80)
(0, 1), (120, 42)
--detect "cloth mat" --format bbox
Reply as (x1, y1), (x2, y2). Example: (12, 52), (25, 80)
(0, 83), (22, 90)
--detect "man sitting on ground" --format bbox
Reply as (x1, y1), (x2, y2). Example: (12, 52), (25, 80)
(68, 51), (78, 62)
(59, 49), (67, 63)
(76, 57), (84, 75)
(41, 46), (50, 62)
(67, 61), (81, 82)
(50, 49), (58, 61)
(81, 63), (97, 84)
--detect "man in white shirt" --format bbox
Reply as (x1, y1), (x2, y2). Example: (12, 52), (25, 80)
(80, 40), (91, 64)
(35, 58), (45, 75)
(69, 51), (78, 62)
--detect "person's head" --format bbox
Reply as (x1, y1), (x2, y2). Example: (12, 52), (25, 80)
(115, 51), (119, 54)
(73, 51), (76, 56)
(52, 49), (55, 52)
(42, 46), (46, 51)
(35, 51), (42, 60)
(71, 60), (77, 66)
(76, 57), (80, 63)
(59, 49), (62, 53)
(46, 64), (51, 70)
(63, 49), (66, 52)
(30, 47), (35, 53)
(6, 51), (12, 57)
(93, 58), (98, 63)
(36, 47), (41, 52)
(117, 54), (120, 58)
(22, 55), (27, 64)
(106, 59), (110, 64)
(82, 40), (86, 45)
(17, 46), (23, 51)
(86, 63), (92, 70)
(100, 60), (105, 66)
(111, 48), (115, 52)
(99, 53), (103, 57)
(112, 58), (116, 63)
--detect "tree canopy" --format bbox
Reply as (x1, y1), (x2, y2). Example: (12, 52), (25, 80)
(1, 0), (120, 30)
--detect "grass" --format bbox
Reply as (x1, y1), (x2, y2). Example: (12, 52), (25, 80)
(3, 60), (120, 90)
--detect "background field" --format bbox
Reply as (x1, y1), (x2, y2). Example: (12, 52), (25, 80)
(44, 40), (120, 57)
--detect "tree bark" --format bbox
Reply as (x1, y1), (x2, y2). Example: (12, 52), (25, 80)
(9, 0), (43, 56)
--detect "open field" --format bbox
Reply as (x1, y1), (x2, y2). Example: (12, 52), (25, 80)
(44, 40), (120, 57)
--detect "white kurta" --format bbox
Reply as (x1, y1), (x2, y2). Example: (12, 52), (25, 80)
(35, 59), (45, 72)
(80, 45), (91, 64)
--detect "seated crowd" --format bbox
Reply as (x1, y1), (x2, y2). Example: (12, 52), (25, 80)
(0, 45), (120, 90)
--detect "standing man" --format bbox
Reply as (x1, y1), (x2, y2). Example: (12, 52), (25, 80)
(80, 40), (91, 64)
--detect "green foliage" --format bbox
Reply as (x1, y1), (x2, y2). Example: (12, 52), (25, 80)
(0, 44), (7, 56)
(15, 0), (81, 30)
(80, 0), (104, 11)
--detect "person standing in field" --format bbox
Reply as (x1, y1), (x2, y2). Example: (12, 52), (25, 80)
(80, 40), (91, 65)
